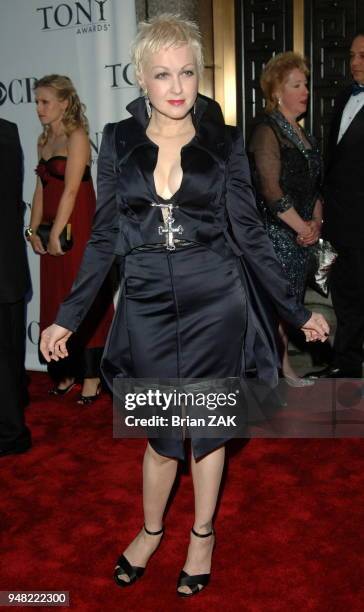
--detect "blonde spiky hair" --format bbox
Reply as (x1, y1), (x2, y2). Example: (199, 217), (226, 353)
(131, 13), (204, 83)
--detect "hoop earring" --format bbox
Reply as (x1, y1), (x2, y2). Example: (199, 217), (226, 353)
(144, 91), (152, 119)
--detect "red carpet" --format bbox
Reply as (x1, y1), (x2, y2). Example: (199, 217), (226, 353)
(1, 372), (364, 611)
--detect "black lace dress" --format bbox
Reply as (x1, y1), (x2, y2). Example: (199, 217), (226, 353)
(248, 111), (322, 299)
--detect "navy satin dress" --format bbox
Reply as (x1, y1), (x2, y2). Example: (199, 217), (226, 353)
(56, 95), (311, 460)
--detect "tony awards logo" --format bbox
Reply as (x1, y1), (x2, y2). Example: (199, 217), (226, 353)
(89, 129), (105, 165)
(36, 0), (111, 35)
(104, 62), (136, 89)
(0, 78), (37, 106)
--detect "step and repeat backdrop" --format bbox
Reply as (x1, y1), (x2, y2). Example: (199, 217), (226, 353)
(0, 0), (138, 369)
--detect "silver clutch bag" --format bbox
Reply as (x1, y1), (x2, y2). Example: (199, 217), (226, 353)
(307, 239), (337, 298)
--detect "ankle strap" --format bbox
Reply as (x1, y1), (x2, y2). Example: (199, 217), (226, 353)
(191, 526), (214, 538)
(144, 524), (164, 536)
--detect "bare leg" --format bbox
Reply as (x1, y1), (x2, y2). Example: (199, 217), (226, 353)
(279, 323), (314, 386)
(80, 376), (101, 398)
(178, 445), (225, 595)
(54, 376), (75, 391)
(116, 442), (178, 583)
(279, 322), (301, 380)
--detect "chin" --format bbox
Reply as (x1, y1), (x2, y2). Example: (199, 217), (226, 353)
(162, 105), (192, 119)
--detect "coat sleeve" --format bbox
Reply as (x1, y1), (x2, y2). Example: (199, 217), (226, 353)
(248, 123), (295, 214)
(55, 123), (119, 332)
(225, 127), (311, 329)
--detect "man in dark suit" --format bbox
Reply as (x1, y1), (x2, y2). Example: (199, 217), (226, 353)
(0, 118), (32, 456)
(311, 34), (364, 378)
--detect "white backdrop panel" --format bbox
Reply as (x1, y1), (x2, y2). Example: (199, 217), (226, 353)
(0, 0), (138, 370)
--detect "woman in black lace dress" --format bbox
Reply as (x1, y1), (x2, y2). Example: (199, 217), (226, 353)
(249, 52), (323, 386)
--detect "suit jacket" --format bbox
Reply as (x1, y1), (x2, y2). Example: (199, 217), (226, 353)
(0, 119), (29, 302)
(56, 95), (310, 386)
(324, 86), (364, 247)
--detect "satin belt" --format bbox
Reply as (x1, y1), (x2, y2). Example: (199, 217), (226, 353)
(133, 240), (196, 252)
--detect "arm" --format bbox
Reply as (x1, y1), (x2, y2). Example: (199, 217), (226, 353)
(249, 123), (315, 240)
(226, 128), (328, 340)
(312, 198), (323, 224)
(40, 123), (119, 361)
(298, 197), (323, 246)
(47, 128), (90, 256)
(27, 142), (46, 254)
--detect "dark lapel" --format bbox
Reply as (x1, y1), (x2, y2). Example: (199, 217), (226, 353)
(335, 98), (364, 150)
(119, 94), (229, 165)
(114, 95), (229, 203)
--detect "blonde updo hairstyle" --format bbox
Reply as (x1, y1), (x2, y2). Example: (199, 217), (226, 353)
(34, 74), (89, 145)
(130, 13), (204, 89)
(260, 51), (309, 113)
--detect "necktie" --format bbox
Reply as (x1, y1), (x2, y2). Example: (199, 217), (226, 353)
(351, 82), (364, 96)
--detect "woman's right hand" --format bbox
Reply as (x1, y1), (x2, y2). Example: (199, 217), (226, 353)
(297, 220), (321, 246)
(40, 324), (73, 362)
(29, 233), (47, 255)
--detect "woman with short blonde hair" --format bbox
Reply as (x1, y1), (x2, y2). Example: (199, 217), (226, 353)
(131, 13), (204, 80)
(41, 18), (329, 597)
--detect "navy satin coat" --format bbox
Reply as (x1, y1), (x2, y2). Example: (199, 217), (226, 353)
(56, 95), (310, 387)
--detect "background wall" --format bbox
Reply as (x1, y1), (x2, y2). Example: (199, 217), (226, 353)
(0, 0), (138, 370)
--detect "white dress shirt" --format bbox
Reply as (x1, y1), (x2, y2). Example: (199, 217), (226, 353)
(337, 90), (364, 143)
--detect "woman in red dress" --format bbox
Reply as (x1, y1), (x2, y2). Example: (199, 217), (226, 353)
(26, 74), (113, 402)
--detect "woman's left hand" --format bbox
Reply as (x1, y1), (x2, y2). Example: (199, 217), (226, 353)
(301, 312), (329, 342)
(47, 232), (64, 256)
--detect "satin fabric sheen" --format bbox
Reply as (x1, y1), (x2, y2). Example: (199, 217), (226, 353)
(56, 96), (311, 459)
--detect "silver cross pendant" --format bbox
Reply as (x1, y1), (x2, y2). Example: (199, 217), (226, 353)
(151, 201), (184, 250)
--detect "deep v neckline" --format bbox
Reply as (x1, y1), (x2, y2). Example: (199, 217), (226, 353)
(156, 188), (181, 202)
(146, 130), (196, 202)
(152, 169), (183, 203)
(271, 110), (313, 153)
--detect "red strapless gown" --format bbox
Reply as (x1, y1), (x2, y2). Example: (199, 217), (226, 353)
(36, 156), (113, 349)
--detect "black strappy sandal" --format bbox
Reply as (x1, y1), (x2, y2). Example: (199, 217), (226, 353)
(77, 383), (102, 405)
(177, 527), (215, 597)
(48, 380), (75, 396)
(113, 525), (164, 588)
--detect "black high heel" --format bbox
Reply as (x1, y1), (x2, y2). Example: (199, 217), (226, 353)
(113, 525), (164, 588)
(177, 527), (215, 597)
(48, 380), (76, 396)
(77, 383), (102, 405)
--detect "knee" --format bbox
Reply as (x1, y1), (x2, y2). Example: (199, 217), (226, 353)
(146, 443), (177, 465)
